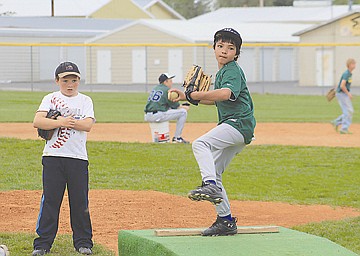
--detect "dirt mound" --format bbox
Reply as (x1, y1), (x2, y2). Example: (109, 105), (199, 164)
(0, 190), (359, 253)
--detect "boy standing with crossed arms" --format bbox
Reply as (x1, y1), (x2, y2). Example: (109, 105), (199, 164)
(32, 62), (95, 255)
(170, 28), (256, 236)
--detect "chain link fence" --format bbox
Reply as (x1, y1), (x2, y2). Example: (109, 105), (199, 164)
(0, 43), (359, 95)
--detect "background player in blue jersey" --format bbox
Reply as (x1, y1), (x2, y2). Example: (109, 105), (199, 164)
(331, 58), (356, 134)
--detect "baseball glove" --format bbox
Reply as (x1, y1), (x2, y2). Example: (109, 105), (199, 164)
(326, 88), (336, 102)
(183, 65), (211, 105)
(37, 109), (62, 140)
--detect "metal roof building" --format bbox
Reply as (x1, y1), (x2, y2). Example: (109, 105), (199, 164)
(1, 4), (359, 86)
(0, 0), (184, 19)
(0, 0), (110, 17)
(190, 5), (360, 24)
(0, 17), (132, 41)
(131, 19), (311, 43)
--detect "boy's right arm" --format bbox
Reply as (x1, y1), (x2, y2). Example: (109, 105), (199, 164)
(191, 89), (231, 103)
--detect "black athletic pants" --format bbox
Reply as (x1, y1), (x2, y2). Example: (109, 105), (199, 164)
(33, 156), (93, 251)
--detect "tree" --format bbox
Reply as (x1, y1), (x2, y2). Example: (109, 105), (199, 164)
(163, 0), (360, 19)
(333, 0), (360, 4)
(273, 0), (293, 6)
(216, 0), (261, 7)
(215, 0), (294, 7)
(163, 0), (212, 19)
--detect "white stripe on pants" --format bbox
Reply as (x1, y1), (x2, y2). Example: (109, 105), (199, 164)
(192, 123), (246, 217)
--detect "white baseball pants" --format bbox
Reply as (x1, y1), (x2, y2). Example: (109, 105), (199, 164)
(144, 108), (187, 138)
(192, 123), (246, 217)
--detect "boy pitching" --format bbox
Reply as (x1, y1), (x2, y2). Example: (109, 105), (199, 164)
(32, 62), (95, 255)
(170, 28), (256, 236)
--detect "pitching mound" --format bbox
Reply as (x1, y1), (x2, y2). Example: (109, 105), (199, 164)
(118, 227), (358, 256)
(0, 190), (359, 253)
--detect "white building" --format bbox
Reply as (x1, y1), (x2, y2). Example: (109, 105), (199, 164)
(0, 2), (359, 86)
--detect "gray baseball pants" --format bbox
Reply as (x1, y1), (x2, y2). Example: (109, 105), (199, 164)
(144, 108), (187, 138)
(192, 123), (246, 217)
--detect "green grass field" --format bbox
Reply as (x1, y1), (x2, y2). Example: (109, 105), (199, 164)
(1, 91), (359, 123)
(0, 91), (359, 255)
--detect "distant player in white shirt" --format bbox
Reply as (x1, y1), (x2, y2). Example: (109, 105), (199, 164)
(32, 62), (95, 256)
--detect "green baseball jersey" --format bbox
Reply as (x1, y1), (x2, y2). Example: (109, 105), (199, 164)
(214, 61), (256, 144)
(144, 84), (180, 113)
(337, 69), (352, 93)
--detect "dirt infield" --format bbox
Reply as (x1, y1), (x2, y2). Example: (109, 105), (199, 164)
(1, 122), (360, 147)
(1, 122), (360, 254)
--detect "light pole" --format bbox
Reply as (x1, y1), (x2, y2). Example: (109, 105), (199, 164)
(51, 0), (54, 16)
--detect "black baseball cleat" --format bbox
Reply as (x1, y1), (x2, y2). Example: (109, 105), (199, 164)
(172, 137), (190, 144)
(202, 216), (238, 236)
(188, 182), (223, 205)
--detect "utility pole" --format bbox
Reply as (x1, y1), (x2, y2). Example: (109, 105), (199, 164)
(259, 0), (264, 7)
(51, 0), (54, 16)
(348, 0), (353, 11)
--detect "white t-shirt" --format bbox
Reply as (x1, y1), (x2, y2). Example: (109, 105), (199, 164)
(37, 91), (95, 160)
